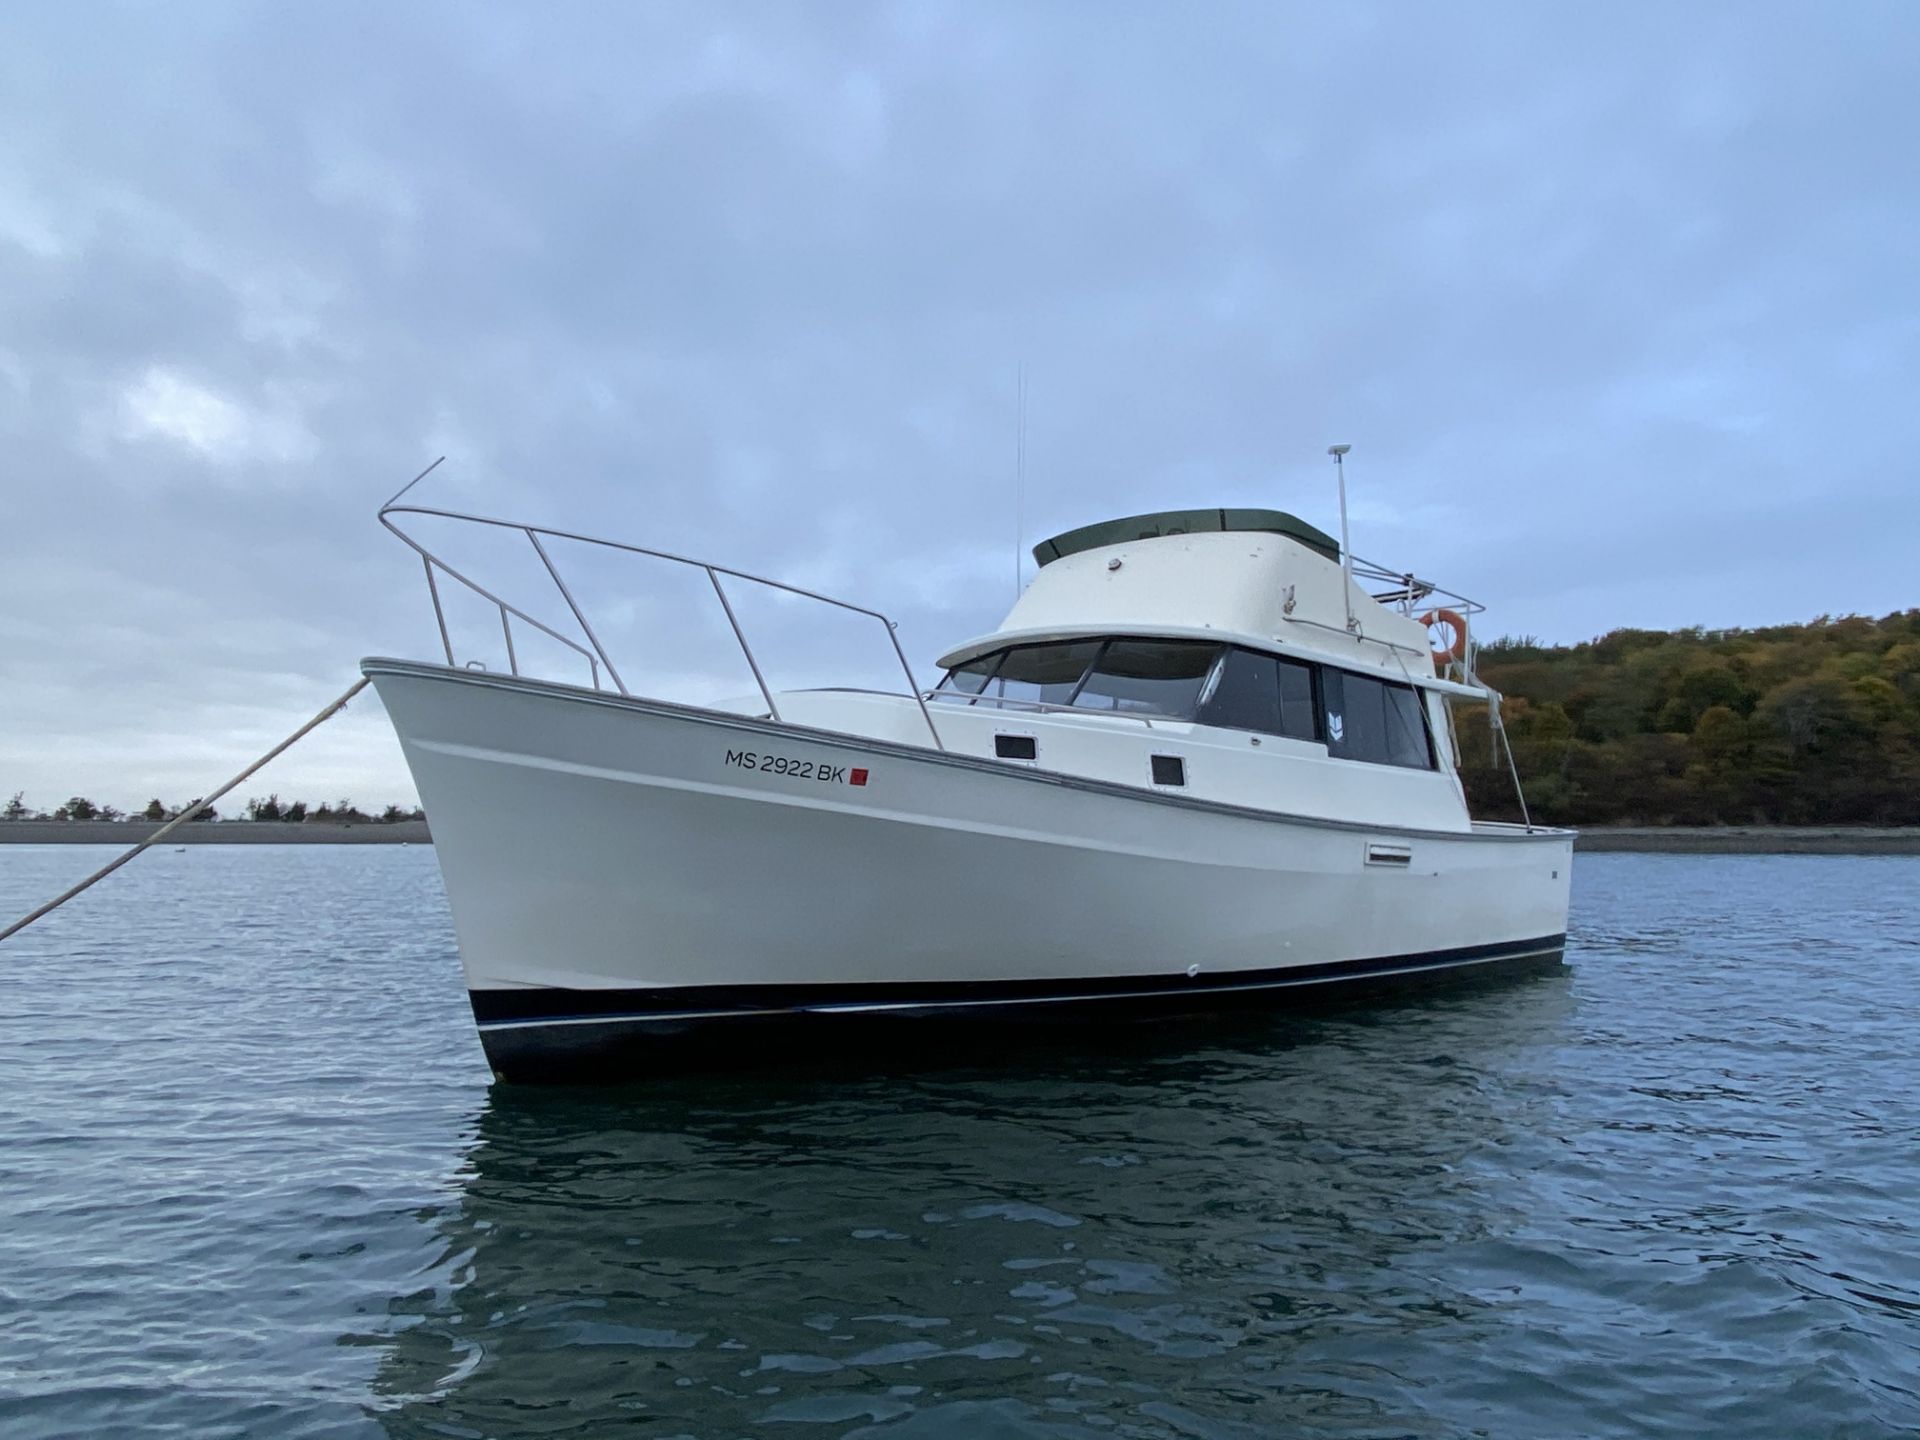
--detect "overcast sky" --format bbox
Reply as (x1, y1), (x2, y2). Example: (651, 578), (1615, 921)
(3, 1), (1917, 812)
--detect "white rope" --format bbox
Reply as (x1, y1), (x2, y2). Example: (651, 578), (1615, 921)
(0, 676), (371, 944)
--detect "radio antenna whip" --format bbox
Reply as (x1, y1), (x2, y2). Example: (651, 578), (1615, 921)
(1014, 365), (1027, 603)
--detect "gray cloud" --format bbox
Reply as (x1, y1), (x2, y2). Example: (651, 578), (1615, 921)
(3, 0), (1916, 810)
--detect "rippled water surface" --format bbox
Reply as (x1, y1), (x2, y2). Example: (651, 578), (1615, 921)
(1, 847), (1917, 1438)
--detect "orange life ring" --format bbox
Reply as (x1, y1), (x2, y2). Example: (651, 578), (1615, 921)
(1418, 608), (1468, 667)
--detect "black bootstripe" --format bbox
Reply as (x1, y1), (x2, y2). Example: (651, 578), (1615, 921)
(470, 933), (1567, 1028)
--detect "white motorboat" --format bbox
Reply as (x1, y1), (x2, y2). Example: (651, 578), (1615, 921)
(367, 467), (1572, 1081)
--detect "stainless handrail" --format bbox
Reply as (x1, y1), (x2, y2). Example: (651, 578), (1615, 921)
(378, 490), (944, 750)
(1351, 554), (1485, 621)
(1343, 552), (1489, 685)
(527, 530), (627, 696)
(707, 569), (780, 721)
(924, 690), (1159, 727)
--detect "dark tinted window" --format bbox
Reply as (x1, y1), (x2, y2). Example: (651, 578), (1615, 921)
(1196, 648), (1318, 741)
(1071, 640), (1220, 716)
(1383, 685), (1432, 767)
(1197, 647), (1276, 733)
(1322, 670), (1433, 769)
(1276, 660), (1317, 740)
(988, 641), (1101, 707)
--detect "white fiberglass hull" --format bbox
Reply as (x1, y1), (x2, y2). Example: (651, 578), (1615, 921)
(366, 660), (1573, 1079)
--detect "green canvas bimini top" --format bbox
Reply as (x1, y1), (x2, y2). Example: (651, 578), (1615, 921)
(1031, 508), (1341, 568)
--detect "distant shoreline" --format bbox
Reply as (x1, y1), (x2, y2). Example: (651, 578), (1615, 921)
(1572, 826), (1919, 854)
(2, 819), (1915, 854)
(0, 820), (432, 845)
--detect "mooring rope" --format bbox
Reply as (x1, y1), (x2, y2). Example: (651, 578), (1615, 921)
(0, 676), (371, 944)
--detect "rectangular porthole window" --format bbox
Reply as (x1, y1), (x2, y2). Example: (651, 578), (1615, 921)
(994, 734), (1037, 761)
(1150, 754), (1186, 787)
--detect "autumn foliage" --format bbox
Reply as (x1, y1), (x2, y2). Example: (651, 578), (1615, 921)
(1456, 611), (1920, 826)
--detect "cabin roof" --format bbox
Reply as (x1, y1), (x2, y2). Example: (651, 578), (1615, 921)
(1031, 508), (1341, 568)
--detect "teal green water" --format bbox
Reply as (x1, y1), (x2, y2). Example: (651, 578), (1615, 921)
(0, 848), (1916, 1438)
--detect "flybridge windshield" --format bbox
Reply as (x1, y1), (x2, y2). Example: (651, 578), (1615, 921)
(934, 638), (1435, 770)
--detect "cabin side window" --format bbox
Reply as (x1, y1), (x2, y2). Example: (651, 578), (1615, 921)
(1070, 639), (1221, 717)
(1321, 669), (1434, 769)
(1276, 660), (1317, 740)
(1195, 648), (1318, 742)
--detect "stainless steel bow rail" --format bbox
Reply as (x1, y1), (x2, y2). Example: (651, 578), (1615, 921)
(378, 470), (945, 750)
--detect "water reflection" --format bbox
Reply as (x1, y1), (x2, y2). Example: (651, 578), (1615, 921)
(373, 974), (1574, 1437)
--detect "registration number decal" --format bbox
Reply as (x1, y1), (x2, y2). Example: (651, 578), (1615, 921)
(725, 749), (869, 786)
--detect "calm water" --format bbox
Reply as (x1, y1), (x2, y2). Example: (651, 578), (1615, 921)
(0, 848), (1916, 1439)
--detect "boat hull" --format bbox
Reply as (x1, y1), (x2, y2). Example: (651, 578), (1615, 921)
(366, 660), (1574, 1081)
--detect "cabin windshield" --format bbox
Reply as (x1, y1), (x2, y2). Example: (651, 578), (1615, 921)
(935, 636), (1437, 770)
(935, 638), (1220, 720)
(985, 641), (1102, 707)
(1069, 639), (1218, 715)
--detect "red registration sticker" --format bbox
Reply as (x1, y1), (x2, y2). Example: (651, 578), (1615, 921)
(850, 768), (869, 787)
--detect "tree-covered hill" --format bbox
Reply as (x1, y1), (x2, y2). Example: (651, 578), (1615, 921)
(1455, 611), (1920, 827)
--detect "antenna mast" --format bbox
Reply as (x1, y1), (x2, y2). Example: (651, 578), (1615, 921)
(1328, 444), (1356, 632)
(1014, 365), (1027, 602)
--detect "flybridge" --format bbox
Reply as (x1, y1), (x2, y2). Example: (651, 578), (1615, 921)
(1012, 503), (1492, 693)
(957, 516), (1473, 686)
(1031, 509), (1343, 568)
